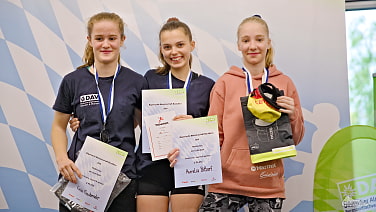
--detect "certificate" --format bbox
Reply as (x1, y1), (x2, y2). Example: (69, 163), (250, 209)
(142, 88), (187, 153)
(172, 115), (222, 188)
(144, 111), (176, 161)
(62, 136), (127, 212)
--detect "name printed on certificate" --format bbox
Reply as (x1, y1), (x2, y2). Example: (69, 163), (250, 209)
(172, 115), (222, 188)
(142, 88), (187, 153)
(144, 111), (176, 161)
(62, 136), (127, 212)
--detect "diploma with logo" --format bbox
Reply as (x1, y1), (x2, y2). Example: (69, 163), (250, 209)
(172, 115), (222, 188)
(142, 88), (187, 153)
(144, 111), (176, 161)
(62, 136), (127, 212)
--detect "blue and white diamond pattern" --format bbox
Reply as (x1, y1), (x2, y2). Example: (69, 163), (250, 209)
(0, 0), (350, 211)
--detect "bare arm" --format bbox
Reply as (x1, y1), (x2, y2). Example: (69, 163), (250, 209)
(134, 108), (142, 128)
(51, 111), (82, 183)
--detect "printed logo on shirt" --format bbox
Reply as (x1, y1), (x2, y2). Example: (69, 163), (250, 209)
(80, 94), (99, 107)
(251, 163), (277, 172)
(259, 171), (279, 179)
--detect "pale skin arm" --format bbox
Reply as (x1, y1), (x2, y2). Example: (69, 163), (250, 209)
(51, 111), (82, 183)
(167, 114), (193, 167)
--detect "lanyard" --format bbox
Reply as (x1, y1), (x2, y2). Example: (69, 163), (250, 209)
(167, 70), (192, 90)
(242, 67), (269, 94)
(93, 64), (121, 124)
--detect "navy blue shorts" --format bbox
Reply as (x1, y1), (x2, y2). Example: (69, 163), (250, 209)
(137, 159), (205, 196)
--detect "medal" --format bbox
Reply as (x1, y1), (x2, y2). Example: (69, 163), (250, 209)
(100, 124), (110, 143)
(93, 64), (121, 142)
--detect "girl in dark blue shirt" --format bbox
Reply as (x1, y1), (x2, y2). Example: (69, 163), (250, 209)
(51, 12), (147, 212)
(136, 18), (215, 212)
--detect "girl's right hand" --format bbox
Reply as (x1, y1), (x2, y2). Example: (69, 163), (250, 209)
(57, 157), (82, 183)
(69, 116), (80, 132)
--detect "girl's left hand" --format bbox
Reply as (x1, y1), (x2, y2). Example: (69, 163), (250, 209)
(167, 148), (180, 167)
(276, 96), (295, 119)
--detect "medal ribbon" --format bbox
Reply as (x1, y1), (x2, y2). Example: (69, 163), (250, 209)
(167, 70), (192, 90)
(93, 64), (121, 124)
(242, 67), (269, 94)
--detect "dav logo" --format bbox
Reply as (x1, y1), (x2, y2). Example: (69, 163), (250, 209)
(80, 94), (99, 107)
(337, 174), (376, 211)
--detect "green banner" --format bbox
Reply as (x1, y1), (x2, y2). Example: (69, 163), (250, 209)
(373, 73), (376, 127)
(314, 125), (376, 212)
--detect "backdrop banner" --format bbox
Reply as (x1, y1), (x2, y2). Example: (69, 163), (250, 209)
(0, 0), (349, 211)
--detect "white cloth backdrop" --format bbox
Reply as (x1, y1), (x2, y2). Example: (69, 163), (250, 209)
(0, 0), (349, 211)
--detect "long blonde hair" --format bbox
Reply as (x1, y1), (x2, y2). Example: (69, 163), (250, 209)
(77, 12), (125, 69)
(237, 15), (274, 68)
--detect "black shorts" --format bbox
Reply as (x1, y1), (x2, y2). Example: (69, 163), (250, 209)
(137, 159), (205, 196)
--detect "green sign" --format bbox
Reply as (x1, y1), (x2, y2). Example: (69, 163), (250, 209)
(314, 125), (376, 212)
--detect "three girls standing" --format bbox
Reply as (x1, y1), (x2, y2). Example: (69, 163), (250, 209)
(54, 12), (304, 212)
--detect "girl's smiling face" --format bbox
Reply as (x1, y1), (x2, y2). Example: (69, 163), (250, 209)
(160, 28), (195, 72)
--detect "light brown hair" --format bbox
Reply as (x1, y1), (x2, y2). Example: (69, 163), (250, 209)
(77, 12), (125, 69)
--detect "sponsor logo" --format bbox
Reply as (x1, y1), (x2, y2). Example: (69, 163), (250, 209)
(337, 174), (376, 211)
(251, 163), (277, 172)
(80, 94), (99, 107)
(260, 171), (279, 179)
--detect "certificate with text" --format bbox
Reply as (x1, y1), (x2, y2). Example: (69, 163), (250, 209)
(173, 115), (222, 188)
(62, 136), (127, 212)
(144, 111), (176, 161)
(142, 88), (187, 153)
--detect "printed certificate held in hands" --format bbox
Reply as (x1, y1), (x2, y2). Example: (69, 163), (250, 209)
(172, 115), (222, 188)
(144, 111), (176, 161)
(61, 136), (127, 212)
(142, 88), (187, 153)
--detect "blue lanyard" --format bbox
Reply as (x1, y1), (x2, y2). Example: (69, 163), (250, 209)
(93, 64), (121, 124)
(242, 67), (269, 94)
(167, 70), (192, 91)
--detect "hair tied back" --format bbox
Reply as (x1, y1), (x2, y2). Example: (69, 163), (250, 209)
(167, 17), (180, 23)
